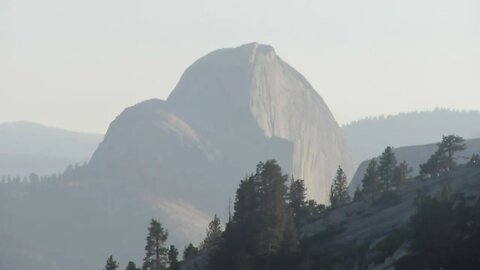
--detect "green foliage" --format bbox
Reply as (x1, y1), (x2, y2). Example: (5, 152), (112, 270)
(440, 135), (467, 169)
(125, 262), (140, 270)
(361, 158), (379, 198)
(397, 192), (480, 269)
(359, 149), (409, 203)
(378, 147), (397, 193)
(420, 135), (466, 178)
(103, 255), (119, 270)
(393, 161), (411, 188)
(200, 215), (223, 250)
(167, 245), (179, 270)
(306, 199), (325, 217)
(353, 186), (364, 202)
(419, 150), (442, 178)
(142, 219), (168, 270)
(209, 160), (300, 270)
(288, 178), (309, 224)
(182, 243), (199, 260)
(329, 166), (351, 208)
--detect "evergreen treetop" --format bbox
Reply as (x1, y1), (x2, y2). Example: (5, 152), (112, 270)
(378, 146), (397, 193)
(103, 255), (119, 270)
(200, 214), (223, 250)
(167, 245), (179, 270)
(362, 158), (379, 197)
(420, 135), (466, 178)
(125, 262), (139, 270)
(329, 166), (351, 208)
(183, 243), (199, 261)
(288, 178), (309, 224)
(142, 219), (168, 270)
(210, 160), (300, 270)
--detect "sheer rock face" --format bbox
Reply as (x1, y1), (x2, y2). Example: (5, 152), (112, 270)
(87, 43), (354, 246)
(168, 43), (354, 203)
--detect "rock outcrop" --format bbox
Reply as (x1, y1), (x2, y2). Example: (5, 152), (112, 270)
(349, 138), (480, 193)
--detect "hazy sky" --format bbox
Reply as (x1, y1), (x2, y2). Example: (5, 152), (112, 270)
(1, 0), (479, 133)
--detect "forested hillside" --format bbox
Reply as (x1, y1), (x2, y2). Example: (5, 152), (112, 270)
(343, 109), (480, 163)
(99, 135), (480, 270)
(0, 121), (102, 176)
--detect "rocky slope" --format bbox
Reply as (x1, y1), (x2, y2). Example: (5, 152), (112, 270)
(349, 138), (480, 193)
(181, 166), (480, 270)
(301, 166), (480, 270)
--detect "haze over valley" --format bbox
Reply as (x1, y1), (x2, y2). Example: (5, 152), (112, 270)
(1, 1), (479, 269)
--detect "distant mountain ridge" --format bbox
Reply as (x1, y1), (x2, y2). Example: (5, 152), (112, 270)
(0, 121), (102, 176)
(342, 109), (480, 163)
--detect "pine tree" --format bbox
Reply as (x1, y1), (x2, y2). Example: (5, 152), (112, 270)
(420, 135), (466, 178)
(255, 160), (298, 257)
(361, 158), (379, 198)
(329, 166), (351, 208)
(209, 160), (299, 270)
(103, 255), (119, 270)
(306, 199), (324, 216)
(125, 262), (139, 270)
(439, 135), (466, 170)
(142, 219), (168, 270)
(200, 215), (223, 250)
(420, 151), (442, 178)
(378, 147), (397, 193)
(353, 186), (364, 202)
(167, 245), (179, 270)
(288, 178), (309, 224)
(468, 154), (480, 167)
(393, 161), (411, 188)
(182, 243), (198, 260)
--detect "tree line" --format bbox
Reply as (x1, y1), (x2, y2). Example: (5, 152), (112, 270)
(351, 135), (479, 203)
(102, 213), (223, 270)
(102, 160), (326, 270)
(103, 134), (479, 270)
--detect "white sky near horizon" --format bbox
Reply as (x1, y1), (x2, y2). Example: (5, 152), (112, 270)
(0, 0), (479, 134)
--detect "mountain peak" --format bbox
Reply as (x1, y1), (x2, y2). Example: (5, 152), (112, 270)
(165, 43), (354, 203)
(238, 42), (276, 60)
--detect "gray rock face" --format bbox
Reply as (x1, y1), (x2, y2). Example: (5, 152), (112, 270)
(180, 167), (480, 270)
(167, 42), (354, 203)
(303, 166), (480, 270)
(349, 138), (480, 193)
(87, 43), (354, 248)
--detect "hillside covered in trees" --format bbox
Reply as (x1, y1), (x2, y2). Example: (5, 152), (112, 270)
(349, 137), (480, 193)
(343, 109), (480, 162)
(99, 135), (480, 270)
(0, 121), (102, 176)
